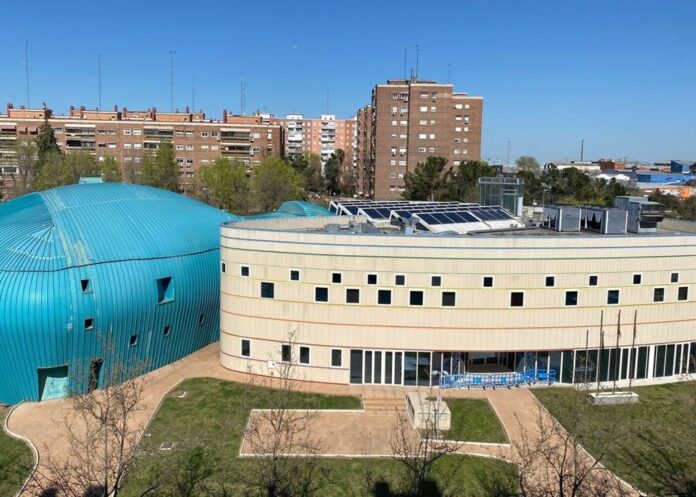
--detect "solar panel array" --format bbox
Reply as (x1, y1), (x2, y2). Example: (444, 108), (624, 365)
(329, 200), (521, 233)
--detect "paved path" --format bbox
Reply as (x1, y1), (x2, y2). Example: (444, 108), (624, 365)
(6, 342), (636, 496)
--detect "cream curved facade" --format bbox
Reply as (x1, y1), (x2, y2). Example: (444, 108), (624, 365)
(220, 216), (696, 387)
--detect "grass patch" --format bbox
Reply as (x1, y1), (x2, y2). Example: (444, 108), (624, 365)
(122, 378), (516, 497)
(444, 399), (507, 443)
(534, 381), (696, 496)
(0, 407), (34, 497)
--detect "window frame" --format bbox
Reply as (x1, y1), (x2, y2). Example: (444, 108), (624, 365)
(671, 272), (680, 283)
(607, 289), (620, 305)
(240, 265), (250, 277)
(482, 276), (494, 288)
(367, 273), (378, 285)
(315, 286), (329, 303)
(441, 291), (456, 307)
(330, 348), (343, 368)
(345, 288), (360, 304)
(241, 339), (251, 358)
(588, 275), (598, 286)
(299, 346), (310, 365)
(281, 344), (292, 362)
(260, 282), (275, 299)
(633, 273), (642, 285)
(545, 275), (556, 288)
(565, 290), (579, 307)
(331, 272), (343, 284)
(409, 290), (424, 306)
(510, 291), (525, 307)
(678, 286), (688, 301)
(431, 275), (442, 287)
(653, 287), (665, 303)
(377, 289), (392, 305)
(289, 269), (301, 281)
(395, 274), (406, 286)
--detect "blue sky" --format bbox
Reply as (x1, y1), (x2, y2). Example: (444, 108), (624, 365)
(1, 0), (694, 163)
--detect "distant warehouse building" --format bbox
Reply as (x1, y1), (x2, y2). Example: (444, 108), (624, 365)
(220, 200), (696, 389)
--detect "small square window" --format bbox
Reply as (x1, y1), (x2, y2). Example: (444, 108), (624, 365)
(607, 290), (620, 305)
(589, 275), (598, 286)
(378, 289), (392, 305)
(678, 286), (688, 301)
(671, 272), (679, 283)
(241, 339), (251, 357)
(129, 334), (138, 347)
(367, 274), (378, 285)
(395, 274), (405, 286)
(409, 290), (424, 306)
(281, 344), (291, 362)
(331, 349), (342, 367)
(545, 276), (555, 287)
(84, 318), (94, 331)
(299, 346), (310, 364)
(240, 265), (250, 277)
(633, 274), (642, 285)
(332, 272), (342, 284)
(81, 279), (91, 293)
(483, 276), (493, 288)
(431, 275), (442, 287)
(653, 287), (665, 302)
(290, 269), (300, 281)
(163, 325), (171, 337)
(156, 276), (174, 304)
(261, 282), (275, 299)
(565, 291), (578, 306)
(315, 287), (329, 302)
(346, 288), (360, 304)
(221, 263), (226, 273)
(510, 292), (524, 307)
(441, 291), (456, 307)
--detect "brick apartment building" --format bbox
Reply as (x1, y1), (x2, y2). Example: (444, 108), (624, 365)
(355, 79), (483, 200)
(272, 114), (356, 166)
(0, 103), (284, 200)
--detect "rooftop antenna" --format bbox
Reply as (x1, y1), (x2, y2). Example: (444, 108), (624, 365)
(169, 50), (176, 112)
(24, 40), (30, 109)
(506, 139), (511, 165)
(403, 48), (408, 79)
(240, 71), (245, 115)
(447, 62), (451, 83)
(415, 44), (420, 79)
(580, 138), (585, 162)
(98, 52), (102, 110)
(326, 89), (330, 114)
(191, 77), (195, 113)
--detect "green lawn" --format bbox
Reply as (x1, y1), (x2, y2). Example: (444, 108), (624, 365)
(0, 407), (33, 497)
(122, 378), (517, 497)
(444, 399), (508, 443)
(534, 381), (696, 496)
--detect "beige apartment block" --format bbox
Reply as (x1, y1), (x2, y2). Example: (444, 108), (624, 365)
(220, 216), (696, 388)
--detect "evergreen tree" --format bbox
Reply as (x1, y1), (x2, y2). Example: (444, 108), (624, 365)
(253, 156), (304, 212)
(100, 156), (122, 182)
(35, 119), (60, 166)
(403, 156), (448, 201)
(198, 158), (250, 214)
(140, 141), (179, 191)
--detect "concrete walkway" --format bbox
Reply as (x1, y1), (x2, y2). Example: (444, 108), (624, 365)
(6, 342), (636, 496)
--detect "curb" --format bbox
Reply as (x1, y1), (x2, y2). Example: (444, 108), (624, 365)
(3, 402), (39, 497)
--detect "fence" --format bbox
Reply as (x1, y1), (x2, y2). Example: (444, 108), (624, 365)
(439, 368), (558, 389)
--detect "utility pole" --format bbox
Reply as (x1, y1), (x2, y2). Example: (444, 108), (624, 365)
(403, 48), (407, 79)
(326, 89), (330, 114)
(580, 138), (584, 162)
(98, 52), (102, 110)
(239, 71), (245, 115)
(24, 40), (30, 109)
(191, 77), (195, 112)
(447, 62), (451, 83)
(415, 44), (420, 79)
(169, 50), (176, 112)
(506, 139), (511, 166)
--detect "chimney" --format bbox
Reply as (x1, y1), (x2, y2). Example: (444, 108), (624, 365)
(222, 109), (228, 122)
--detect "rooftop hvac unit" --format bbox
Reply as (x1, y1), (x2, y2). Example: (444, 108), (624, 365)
(542, 206), (581, 232)
(581, 207), (627, 235)
(614, 196), (665, 234)
(325, 224), (341, 233)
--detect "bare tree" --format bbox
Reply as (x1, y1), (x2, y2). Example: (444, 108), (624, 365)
(513, 387), (630, 497)
(28, 346), (154, 497)
(239, 331), (326, 497)
(388, 397), (464, 497)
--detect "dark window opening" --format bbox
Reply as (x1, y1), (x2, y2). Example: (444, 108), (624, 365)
(221, 263), (226, 273)
(88, 359), (103, 393)
(315, 287), (329, 302)
(633, 274), (642, 285)
(378, 289), (392, 305)
(331, 349), (342, 367)
(565, 291), (578, 306)
(156, 276), (174, 304)
(281, 344), (291, 362)
(678, 286), (688, 301)
(129, 334), (138, 347)
(241, 339), (251, 357)
(395, 274), (405, 286)
(300, 346), (310, 364)
(545, 276), (555, 287)
(290, 269), (300, 281)
(510, 292), (524, 307)
(84, 318), (94, 331)
(367, 274), (377, 285)
(346, 288), (360, 304)
(483, 276), (494, 288)
(81, 279), (91, 293)
(653, 287), (665, 302)
(332, 272), (342, 284)
(163, 325), (171, 337)
(607, 289), (620, 305)
(671, 272), (679, 283)
(198, 313), (206, 325)
(240, 265), (250, 277)
(442, 291), (456, 307)
(431, 275), (442, 287)
(409, 290), (424, 306)
(589, 275), (598, 286)
(261, 282), (275, 299)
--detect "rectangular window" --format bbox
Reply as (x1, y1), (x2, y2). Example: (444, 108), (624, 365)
(607, 289), (620, 305)
(510, 292), (524, 307)
(395, 274), (405, 286)
(671, 272), (679, 283)
(441, 291), (456, 307)
(241, 339), (251, 357)
(290, 269), (300, 281)
(678, 286), (688, 301)
(565, 290), (578, 306)
(331, 349), (342, 367)
(240, 265), (250, 277)
(377, 289), (392, 305)
(589, 275), (598, 286)
(315, 287), (329, 302)
(653, 287), (665, 302)
(483, 276), (494, 288)
(409, 290), (424, 306)
(332, 272), (342, 284)
(84, 318), (94, 331)
(221, 263), (226, 273)
(431, 275), (442, 287)
(633, 274), (642, 285)
(81, 279), (91, 293)
(281, 344), (291, 362)
(129, 334), (138, 347)
(260, 282), (274, 299)
(346, 288), (360, 304)
(156, 276), (174, 304)
(367, 274), (377, 285)
(299, 346), (310, 364)
(545, 276), (555, 287)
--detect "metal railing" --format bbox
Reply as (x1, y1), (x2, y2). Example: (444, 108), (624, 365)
(439, 368), (558, 389)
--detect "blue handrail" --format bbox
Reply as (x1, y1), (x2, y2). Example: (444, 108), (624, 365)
(439, 368), (558, 389)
